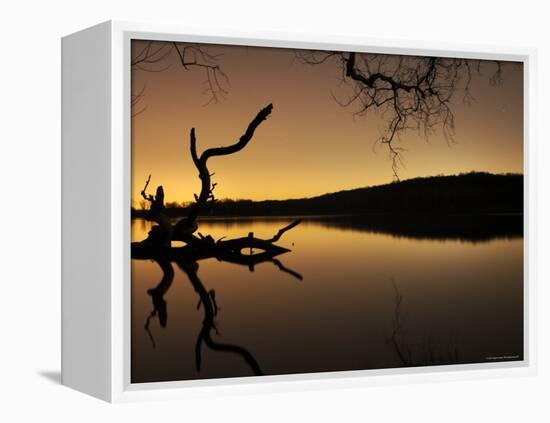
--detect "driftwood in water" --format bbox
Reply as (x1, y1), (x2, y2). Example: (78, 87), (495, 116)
(132, 218), (301, 275)
(135, 103), (301, 263)
(133, 104), (302, 375)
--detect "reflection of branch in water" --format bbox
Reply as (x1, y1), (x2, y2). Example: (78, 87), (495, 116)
(239, 251), (303, 281)
(133, 219), (303, 376)
(390, 281), (411, 366)
(270, 258), (303, 281)
(389, 280), (459, 367)
(144, 313), (157, 348)
(176, 259), (264, 375)
(142, 255), (174, 348)
(196, 290), (219, 316)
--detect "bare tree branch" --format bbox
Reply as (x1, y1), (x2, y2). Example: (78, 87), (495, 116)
(266, 219), (301, 243)
(140, 174), (153, 202)
(175, 103), (274, 235)
(131, 41), (229, 115)
(135, 104), (301, 265)
(297, 50), (508, 180)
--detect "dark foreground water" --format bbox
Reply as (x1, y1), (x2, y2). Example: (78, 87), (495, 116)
(131, 215), (523, 383)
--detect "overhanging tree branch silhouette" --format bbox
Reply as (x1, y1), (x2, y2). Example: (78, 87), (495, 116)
(297, 51), (506, 179)
(131, 41), (229, 116)
(132, 41), (510, 178)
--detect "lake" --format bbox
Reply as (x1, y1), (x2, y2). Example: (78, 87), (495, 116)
(131, 215), (523, 383)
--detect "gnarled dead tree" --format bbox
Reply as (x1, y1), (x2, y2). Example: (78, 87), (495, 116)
(173, 103), (273, 238)
(133, 101), (305, 371)
(297, 51), (507, 179)
(133, 103), (301, 270)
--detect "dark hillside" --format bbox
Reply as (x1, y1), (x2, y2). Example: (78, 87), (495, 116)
(132, 172), (523, 218)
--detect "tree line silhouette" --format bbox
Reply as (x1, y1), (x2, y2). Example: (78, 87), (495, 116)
(133, 172), (523, 218)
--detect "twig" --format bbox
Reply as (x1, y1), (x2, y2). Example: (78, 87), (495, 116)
(144, 312), (157, 349)
(141, 174), (152, 201)
(267, 220), (301, 243)
(271, 258), (303, 280)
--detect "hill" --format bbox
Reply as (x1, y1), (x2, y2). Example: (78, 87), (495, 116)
(132, 172), (523, 218)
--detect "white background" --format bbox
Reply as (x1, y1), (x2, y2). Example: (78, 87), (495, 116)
(0, 0), (548, 421)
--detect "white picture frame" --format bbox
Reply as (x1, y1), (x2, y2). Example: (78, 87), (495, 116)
(61, 20), (537, 402)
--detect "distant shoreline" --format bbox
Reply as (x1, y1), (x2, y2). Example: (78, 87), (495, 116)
(132, 172), (523, 219)
(131, 212), (523, 221)
(132, 212), (523, 243)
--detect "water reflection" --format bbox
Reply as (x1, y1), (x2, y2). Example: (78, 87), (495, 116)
(175, 258), (263, 375)
(133, 225), (303, 380)
(389, 281), (460, 366)
(143, 256), (173, 347)
(195, 213), (522, 243)
(131, 215), (523, 383)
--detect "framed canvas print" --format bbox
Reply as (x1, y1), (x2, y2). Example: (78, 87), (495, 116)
(61, 21), (537, 402)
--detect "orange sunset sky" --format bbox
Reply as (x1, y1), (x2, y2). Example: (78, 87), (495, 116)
(131, 40), (523, 205)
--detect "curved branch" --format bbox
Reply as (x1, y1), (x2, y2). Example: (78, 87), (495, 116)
(270, 258), (303, 280)
(140, 174), (153, 201)
(174, 104), (274, 238)
(131, 41), (229, 112)
(266, 219), (301, 243)
(296, 50), (510, 179)
(199, 103), (273, 161)
(176, 259), (264, 375)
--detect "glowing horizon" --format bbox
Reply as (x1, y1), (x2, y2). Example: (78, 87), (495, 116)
(131, 41), (523, 206)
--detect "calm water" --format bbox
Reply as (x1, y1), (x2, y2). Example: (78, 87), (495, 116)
(131, 216), (523, 383)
